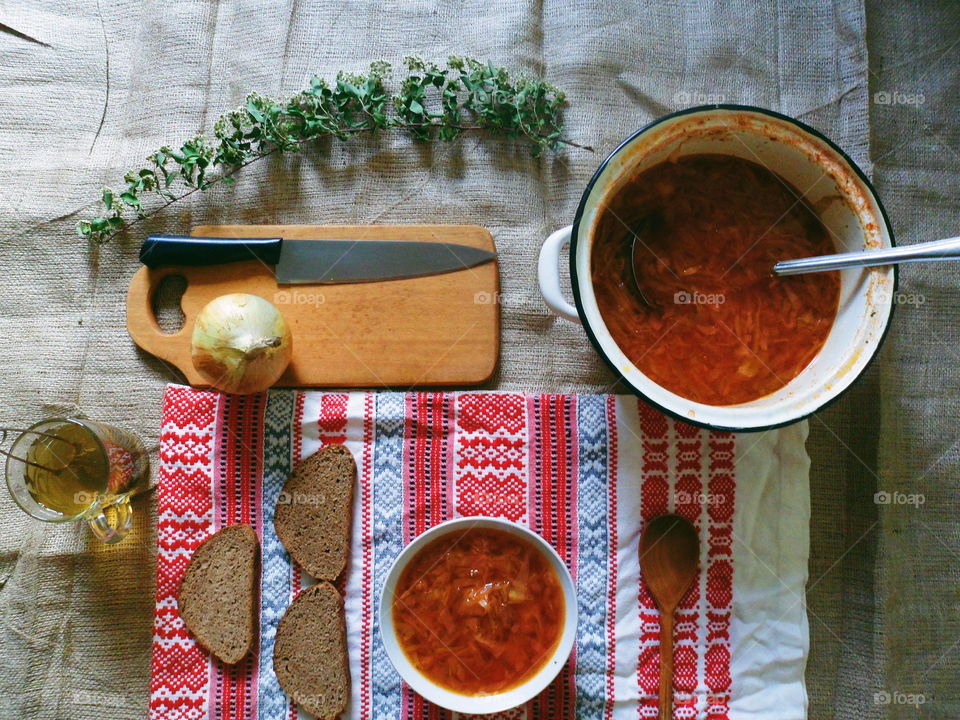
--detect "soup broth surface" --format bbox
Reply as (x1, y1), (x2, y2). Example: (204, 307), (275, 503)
(392, 526), (565, 696)
(591, 153), (841, 405)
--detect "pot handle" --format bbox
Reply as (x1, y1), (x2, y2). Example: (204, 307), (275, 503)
(538, 226), (581, 324)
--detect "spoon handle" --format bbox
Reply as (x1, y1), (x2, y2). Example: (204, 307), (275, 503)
(658, 609), (675, 720)
(773, 236), (960, 276)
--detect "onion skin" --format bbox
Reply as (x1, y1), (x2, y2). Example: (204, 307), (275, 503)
(191, 293), (293, 394)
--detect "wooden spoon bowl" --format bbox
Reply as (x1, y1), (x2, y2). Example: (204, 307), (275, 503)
(639, 514), (700, 720)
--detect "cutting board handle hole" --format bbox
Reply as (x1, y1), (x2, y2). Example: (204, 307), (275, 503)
(152, 274), (187, 334)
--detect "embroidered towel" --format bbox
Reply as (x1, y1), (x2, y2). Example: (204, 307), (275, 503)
(150, 384), (810, 720)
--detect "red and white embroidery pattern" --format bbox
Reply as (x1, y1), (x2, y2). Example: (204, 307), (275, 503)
(704, 434), (735, 718)
(150, 387), (219, 720)
(453, 393), (529, 522)
(634, 402), (734, 720)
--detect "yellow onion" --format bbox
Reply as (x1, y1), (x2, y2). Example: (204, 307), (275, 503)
(191, 293), (293, 394)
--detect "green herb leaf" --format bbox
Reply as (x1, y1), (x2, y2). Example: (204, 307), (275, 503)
(78, 57), (586, 244)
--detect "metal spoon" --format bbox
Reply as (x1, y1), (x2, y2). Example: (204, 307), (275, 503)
(631, 231), (960, 302)
(774, 235), (960, 275)
(639, 514), (700, 720)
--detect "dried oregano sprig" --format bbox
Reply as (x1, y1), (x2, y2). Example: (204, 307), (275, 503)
(77, 56), (590, 245)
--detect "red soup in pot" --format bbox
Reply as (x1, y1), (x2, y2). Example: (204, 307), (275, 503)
(392, 526), (565, 696)
(591, 154), (841, 406)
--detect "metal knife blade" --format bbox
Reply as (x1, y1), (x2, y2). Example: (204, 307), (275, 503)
(276, 239), (496, 284)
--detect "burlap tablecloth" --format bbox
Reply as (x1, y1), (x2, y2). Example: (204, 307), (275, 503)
(0, 1), (956, 718)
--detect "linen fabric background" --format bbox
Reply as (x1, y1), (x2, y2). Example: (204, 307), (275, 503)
(0, 1), (956, 718)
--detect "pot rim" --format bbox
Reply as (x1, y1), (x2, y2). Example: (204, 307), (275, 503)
(569, 104), (898, 432)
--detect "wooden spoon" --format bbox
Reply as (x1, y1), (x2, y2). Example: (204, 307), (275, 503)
(639, 514), (700, 720)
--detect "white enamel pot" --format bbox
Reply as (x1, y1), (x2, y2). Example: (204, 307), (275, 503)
(538, 105), (897, 431)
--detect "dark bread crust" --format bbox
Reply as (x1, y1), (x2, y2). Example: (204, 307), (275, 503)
(274, 444), (356, 581)
(177, 524), (260, 664)
(273, 581), (349, 719)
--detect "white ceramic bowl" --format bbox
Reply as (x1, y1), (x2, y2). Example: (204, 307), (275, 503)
(379, 516), (578, 714)
(538, 105), (897, 431)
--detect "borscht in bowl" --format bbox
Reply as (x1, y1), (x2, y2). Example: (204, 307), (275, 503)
(379, 516), (577, 714)
(538, 106), (896, 431)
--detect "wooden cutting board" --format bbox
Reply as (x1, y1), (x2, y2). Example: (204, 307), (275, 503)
(126, 224), (499, 387)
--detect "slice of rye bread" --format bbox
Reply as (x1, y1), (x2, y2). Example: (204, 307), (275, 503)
(274, 581), (349, 719)
(274, 444), (355, 581)
(177, 524), (260, 664)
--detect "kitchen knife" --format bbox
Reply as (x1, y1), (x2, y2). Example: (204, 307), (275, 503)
(139, 235), (497, 284)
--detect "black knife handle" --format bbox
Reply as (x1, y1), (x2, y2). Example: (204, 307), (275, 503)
(139, 235), (283, 268)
